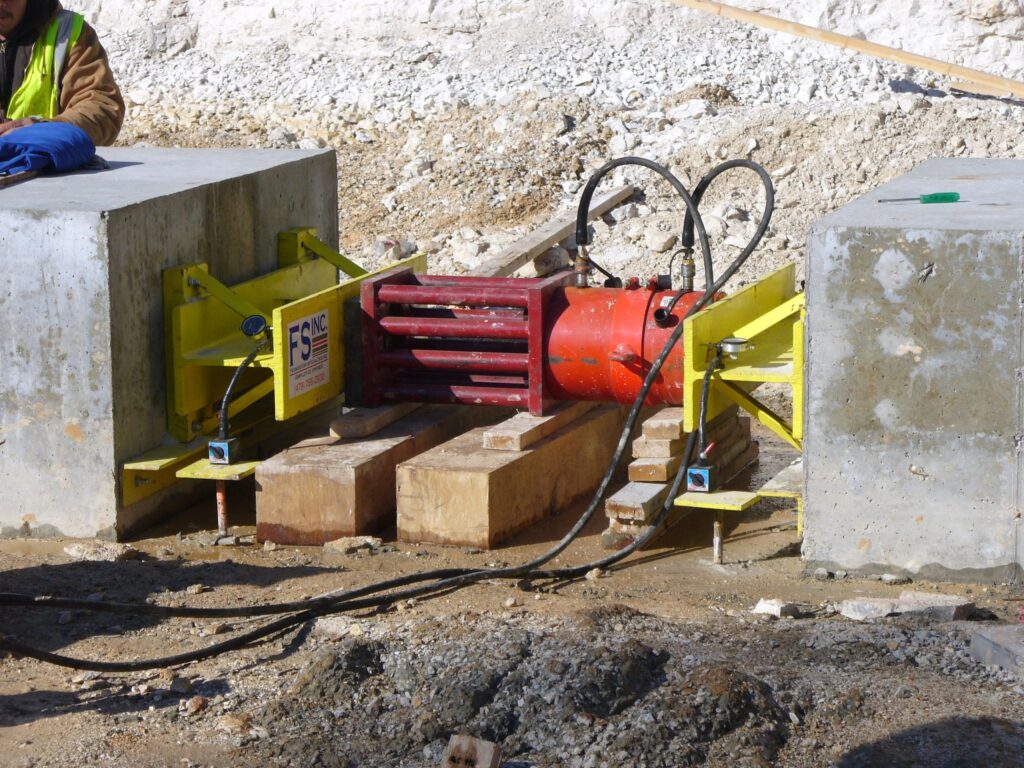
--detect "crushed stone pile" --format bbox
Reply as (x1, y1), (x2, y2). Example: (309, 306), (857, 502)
(77, 0), (1024, 284)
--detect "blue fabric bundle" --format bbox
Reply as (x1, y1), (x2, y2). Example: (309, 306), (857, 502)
(0, 121), (96, 176)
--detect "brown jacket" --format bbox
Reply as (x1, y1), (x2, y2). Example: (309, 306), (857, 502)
(50, 4), (126, 146)
(4, 1), (125, 146)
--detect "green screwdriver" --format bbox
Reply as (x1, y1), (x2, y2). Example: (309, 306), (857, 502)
(877, 192), (960, 204)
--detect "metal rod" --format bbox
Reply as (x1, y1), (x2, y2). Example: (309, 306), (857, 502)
(713, 511), (724, 565)
(378, 284), (531, 308)
(416, 274), (547, 287)
(378, 349), (531, 373)
(216, 480), (229, 535)
(405, 306), (525, 321)
(379, 316), (530, 340)
(382, 383), (529, 408)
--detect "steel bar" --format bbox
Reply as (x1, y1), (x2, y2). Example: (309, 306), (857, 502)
(378, 349), (531, 373)
(379, 316), (529, 340)
(382, 383), (529, 408)
(378, 284), (530, 308)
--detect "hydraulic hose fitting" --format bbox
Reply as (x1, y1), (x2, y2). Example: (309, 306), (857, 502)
(679, 248), (696, 293)
(574, 244), (591, 288)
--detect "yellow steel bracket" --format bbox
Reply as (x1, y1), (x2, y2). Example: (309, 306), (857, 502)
(682, 263), (804, 451)
(278, 227), (368, 278)
(124, 233), (426, 506)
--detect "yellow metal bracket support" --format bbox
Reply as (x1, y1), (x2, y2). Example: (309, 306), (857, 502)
(278, 226), (368, 278)
(182, 266), (272, 326)
(682, 263), (804, 450)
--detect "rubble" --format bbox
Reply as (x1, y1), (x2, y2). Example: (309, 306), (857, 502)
(62, 541), (138, 562)
(323, 536), (383, 555)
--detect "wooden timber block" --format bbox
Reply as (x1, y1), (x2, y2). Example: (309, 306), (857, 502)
(605, 481), (670, 522)
(482, 401), (596, 451)
(627, 415), (745, 483)
(632, 435), (686, 459)
(397, 405), (627, 549)
(642, 404), (738, 440)
(442, 735), (501, 768)
(330, 403), (422, 439)
(255, 405), (506, 545)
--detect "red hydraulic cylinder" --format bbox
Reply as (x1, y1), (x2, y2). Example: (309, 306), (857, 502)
(542, 286), (703, 406)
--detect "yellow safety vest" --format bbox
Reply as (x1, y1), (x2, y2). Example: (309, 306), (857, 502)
(6, 10), (85, 120)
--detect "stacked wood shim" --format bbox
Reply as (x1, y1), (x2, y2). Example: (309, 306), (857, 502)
(602, 404), (759, 545)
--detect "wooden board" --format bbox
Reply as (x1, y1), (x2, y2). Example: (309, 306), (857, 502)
(642, 405), (737, 440)
(469, 185), (635, 277)
(255, 405), (506, 544)
(330, 403), (422, 439)
(759, 457), (803, 497)
(632, 435), (686, 459)
(627, 414), (744, 482)
(482, 401), (596, 451)
(397, 405), (627, 548)
(0, 169), (39, 189)
(605, 481), (670, 522)
(667, 0), (1024, 99)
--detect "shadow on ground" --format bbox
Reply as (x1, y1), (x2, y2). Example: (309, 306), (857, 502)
(837, 717), (1024, 767)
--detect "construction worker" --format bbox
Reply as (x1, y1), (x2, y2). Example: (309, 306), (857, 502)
(0, 0), (123, 146)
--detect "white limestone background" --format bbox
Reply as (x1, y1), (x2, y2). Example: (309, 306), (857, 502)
(78, 0), (1024, 79)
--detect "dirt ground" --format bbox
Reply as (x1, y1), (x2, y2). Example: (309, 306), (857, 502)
(1, 427), (1022, 767)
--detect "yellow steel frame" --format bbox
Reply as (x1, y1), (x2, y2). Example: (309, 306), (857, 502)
(122, 228), (426, 504)
(682, 263), (804, 451)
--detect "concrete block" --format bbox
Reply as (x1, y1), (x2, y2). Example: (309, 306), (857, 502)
(0, 148), (338, 538)
(896, 590), (975, 622)
(970, 625), (1024, 675)
(838, 598), (898, 621)
(805, 158), (1024, 579)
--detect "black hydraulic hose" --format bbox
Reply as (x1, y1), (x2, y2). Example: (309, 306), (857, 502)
(698, 351), (724, 457)
(0, 158), (775, 672)
(219, 341), (268, 440)
(664, 159), (775, 316)
(574, 157), (715, 291)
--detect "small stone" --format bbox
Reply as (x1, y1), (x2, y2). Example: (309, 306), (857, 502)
(585, 568), (605, 582)
(667, 99), (716, 120)
(323, 536), (382, 555)
(881, 573), (912, 586)
(813, 567), (830, 581)
(215, 535), (240, 547)
(645, 230), (677, 253)
(205, 623), (230, 636)
(183, 695), (208, 716)
(185, 584), (208, 596)
(262, 540), (279, 552)
(752, 598), (802, 619)
(217, 712), (253, 734)
(503, 597), (518, 609)
(834, 570), (848, 580)
(773, 163), (796, 179)
(795, 82), (817, 104)
(169, 676), (193, 695)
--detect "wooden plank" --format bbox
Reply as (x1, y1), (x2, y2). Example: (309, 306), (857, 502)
(759, 457), (803, 498)
(0, 170), (39, 189)
(627, 415), (743, 482)
(642, 404), (737, 440)
(469, 185), (635, 277)
(397, 405), (627, 548)
(666, 0), (1024, 99)
(482, 401), (596, 451)
(632, 435), (686, 459)
(330, 403), (422, 439)
(256, 405), (506, 545)
(605, 481), (670, 522)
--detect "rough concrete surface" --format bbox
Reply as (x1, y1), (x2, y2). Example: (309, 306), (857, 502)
(805, 158), (1024, 579)
(0, 149), (337, 539)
